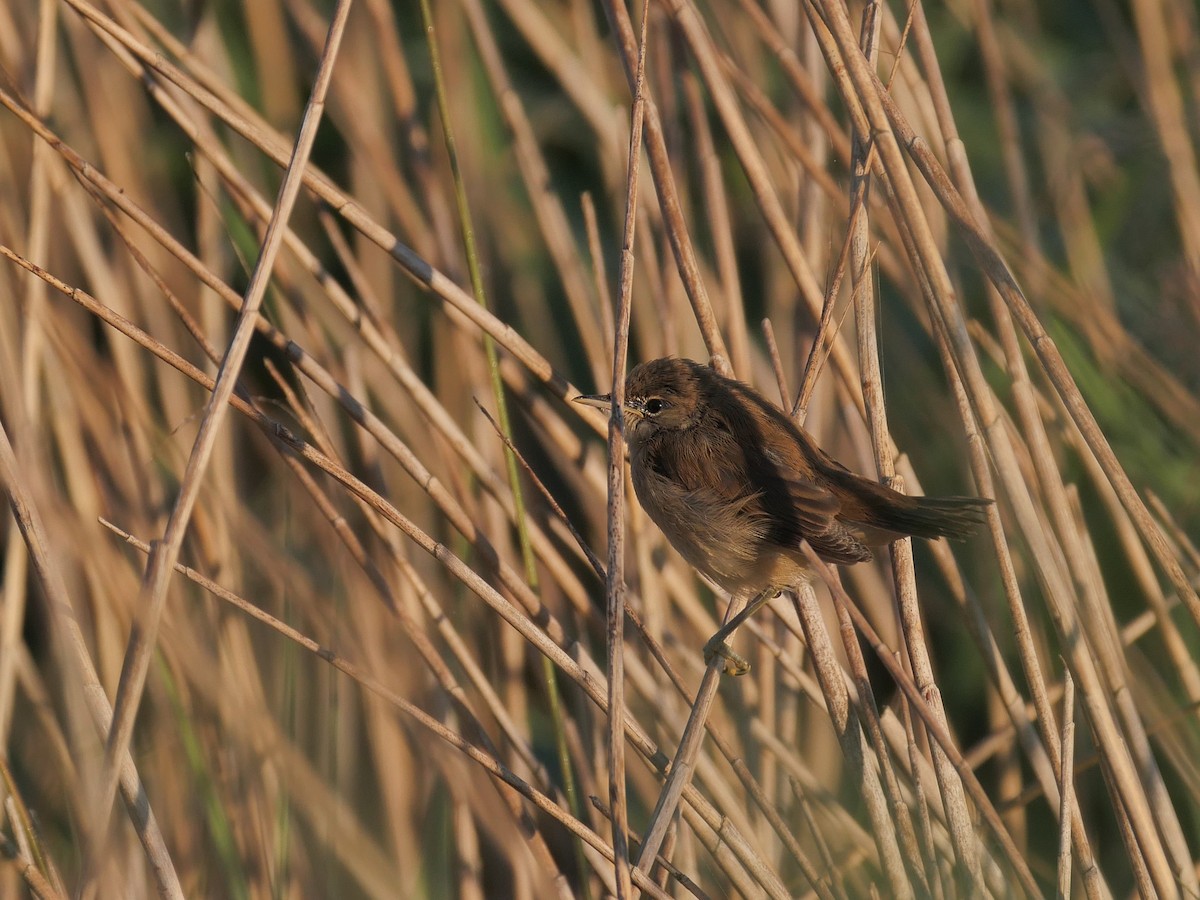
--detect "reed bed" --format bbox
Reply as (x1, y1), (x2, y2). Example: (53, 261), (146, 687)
(1, 0), (1198, 896)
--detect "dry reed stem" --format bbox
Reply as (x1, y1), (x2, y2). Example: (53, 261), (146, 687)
(878, 50), (1200, 635)
(0, 422), (184, 899)
(601, 1), (652, 894)
(0, 0), (59, 784)
(809, 3), (1185, 893)
(792, 581), (913, 898)
(1056, 670), (1077, 899)
(839, 0), (986, 886)
(601, 0), (731, 372)
(1130, 0), (1200, 273)
(847, 3), (958, 892)
(904, 0), (1111, 884)
(898, 684), (946, 900)
(589, 798), (710, 899)
(919, 29), (1120, 875)
(1, 757), (66, 899)
(634, 662), (729, 881)
(832, 588), (928, 892)
(803, 549), (1041, 897)
(949, 314), (1110, 897)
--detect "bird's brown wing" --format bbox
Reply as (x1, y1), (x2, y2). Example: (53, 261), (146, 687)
(739, 404), (874, 565)
(770, 478), (874, 564)
(648, 428), (871, 565)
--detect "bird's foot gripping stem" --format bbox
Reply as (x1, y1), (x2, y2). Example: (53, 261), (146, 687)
(702, 587), (782, 676)
(702, 635), (752, 676)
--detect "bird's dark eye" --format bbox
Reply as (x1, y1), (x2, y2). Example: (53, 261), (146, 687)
(643, 398), (666, 415)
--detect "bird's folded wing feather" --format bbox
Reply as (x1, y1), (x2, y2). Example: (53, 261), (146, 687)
(766, 478), (873, 564)
(650, 430), (872, 565)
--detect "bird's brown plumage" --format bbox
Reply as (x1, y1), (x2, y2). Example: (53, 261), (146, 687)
(578, 357), (989, 596)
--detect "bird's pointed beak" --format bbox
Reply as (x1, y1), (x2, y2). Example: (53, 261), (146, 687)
(572, 393), (613, 411)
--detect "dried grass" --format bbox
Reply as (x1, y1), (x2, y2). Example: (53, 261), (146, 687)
(1, 0), (1198, 897)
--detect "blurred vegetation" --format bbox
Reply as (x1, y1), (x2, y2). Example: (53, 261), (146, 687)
(1, 0), (1199, 897)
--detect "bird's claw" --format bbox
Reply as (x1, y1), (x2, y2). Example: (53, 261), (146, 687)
(703, 636), (751, 676)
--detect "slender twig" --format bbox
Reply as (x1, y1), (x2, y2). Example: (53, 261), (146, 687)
(1056, 672), (1076, 900)
(600, 0), (653, 894)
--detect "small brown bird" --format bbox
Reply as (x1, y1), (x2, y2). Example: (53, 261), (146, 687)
(575, 357), (990, 674)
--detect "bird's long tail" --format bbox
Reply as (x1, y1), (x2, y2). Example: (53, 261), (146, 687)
(885, 495), (992, 542)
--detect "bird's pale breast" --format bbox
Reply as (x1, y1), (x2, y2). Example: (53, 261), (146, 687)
(629, 432), (810, 596)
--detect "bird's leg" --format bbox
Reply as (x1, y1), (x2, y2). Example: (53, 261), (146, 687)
(702, 588), (779, 676)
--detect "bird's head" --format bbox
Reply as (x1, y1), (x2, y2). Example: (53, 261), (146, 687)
(573, 357), (706, 440)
